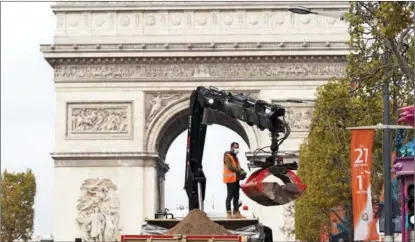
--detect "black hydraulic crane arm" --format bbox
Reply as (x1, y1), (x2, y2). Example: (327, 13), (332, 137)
(184, 86), (291, 211)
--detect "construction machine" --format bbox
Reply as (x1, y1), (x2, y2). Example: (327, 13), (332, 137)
(182, 86), (305, 209)
(131, 86), (306, 242)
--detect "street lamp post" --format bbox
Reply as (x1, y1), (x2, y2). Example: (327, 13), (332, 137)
(382, 51), (393, 242)
(412, 4), (415, 208)
(288, 5), (394, 242)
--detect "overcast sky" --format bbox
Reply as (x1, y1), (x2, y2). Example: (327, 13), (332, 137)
(2, 2), (56, 236)
(1, 2), (250, 236)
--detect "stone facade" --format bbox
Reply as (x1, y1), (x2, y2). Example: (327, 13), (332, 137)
(42, 1), (350, 241)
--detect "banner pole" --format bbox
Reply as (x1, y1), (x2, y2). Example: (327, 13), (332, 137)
(383, 52), (393, 242)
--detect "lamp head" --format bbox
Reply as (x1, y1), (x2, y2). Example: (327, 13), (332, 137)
(288, 6), (312, 15)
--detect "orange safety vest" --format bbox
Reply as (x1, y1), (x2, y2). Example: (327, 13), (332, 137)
(223, 153), (240, 183)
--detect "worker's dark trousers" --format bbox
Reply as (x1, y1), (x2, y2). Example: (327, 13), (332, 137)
(226, 181), (240, 212)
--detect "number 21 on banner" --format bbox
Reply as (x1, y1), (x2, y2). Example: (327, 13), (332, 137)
(354, 148), (369, 164)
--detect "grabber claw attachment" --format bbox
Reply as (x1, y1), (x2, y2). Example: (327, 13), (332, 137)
(241, 163), (306, 206)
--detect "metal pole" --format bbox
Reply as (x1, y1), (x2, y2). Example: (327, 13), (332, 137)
(383, 52), (393, 241)
(197, 182), (204, 211)
(412, 5), (415, 241)
(413, 3), (415, 201)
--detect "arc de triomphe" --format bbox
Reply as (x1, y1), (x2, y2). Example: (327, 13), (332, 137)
(41, 1), (349, 241)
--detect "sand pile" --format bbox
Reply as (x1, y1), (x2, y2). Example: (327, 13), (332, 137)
(167, 209), (231, 235)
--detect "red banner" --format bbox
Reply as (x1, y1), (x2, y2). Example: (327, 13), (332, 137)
(350, 129), (379, 241)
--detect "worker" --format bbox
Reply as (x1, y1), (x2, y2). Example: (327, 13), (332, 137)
(223, 142), (247, 219)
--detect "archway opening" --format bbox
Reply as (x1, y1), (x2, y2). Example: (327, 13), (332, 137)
(156, 109), (251, 211)
(156, 109), (250, 161)
(164, 124), (250, 211)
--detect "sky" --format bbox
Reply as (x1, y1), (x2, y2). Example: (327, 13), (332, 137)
(1, 1), (56, 236)
(1, 2), (249, 236)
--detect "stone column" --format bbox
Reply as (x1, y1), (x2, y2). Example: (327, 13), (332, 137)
(141, 155), (169, 219)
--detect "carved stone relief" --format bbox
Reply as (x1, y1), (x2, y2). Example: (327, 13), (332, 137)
(76, 178), (121, 242)
(54, 9), (348, 37)
(143, 89), (259, 151)
(144, 90), (259, 129)
(67, 102), (132, 139)
(54, 62), (346, 81)
(284, 107), (313, 130)
(145, 92), (188, 126)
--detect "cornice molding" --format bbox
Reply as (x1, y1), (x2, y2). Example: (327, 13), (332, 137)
(46, 54), (347, 66)
(53, 1), (349, 11)
(50, 151), (158, 159)
(41, 41), (350, 55)
(51, 152), (170, 171)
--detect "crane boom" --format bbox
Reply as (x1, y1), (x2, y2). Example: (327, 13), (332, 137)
(184, 86), (291, 210)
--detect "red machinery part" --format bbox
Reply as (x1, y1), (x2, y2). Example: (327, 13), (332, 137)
(241, 167), (306, 206)
(398, 105), (414, 127)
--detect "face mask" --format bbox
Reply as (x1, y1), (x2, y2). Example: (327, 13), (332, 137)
(233, 149), (239, 154)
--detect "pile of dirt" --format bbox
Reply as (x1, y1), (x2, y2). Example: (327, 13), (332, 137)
(166, 209), (231, 235)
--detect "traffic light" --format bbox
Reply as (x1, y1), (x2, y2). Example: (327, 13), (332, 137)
(407, 183), (414, 230)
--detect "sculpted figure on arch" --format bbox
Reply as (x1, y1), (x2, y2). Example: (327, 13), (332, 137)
(76, 178), (121, 242)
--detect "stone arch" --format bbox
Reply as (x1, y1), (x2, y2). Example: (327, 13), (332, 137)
(145, 98), (259, 161)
